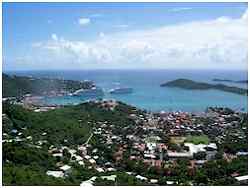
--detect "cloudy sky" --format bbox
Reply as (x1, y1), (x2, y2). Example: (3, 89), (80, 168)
(3, 2), (248, 70)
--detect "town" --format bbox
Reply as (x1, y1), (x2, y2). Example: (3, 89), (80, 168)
(2, 96), (248, 186)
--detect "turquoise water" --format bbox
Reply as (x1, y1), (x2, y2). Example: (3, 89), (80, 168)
(9, 69), (248, 113)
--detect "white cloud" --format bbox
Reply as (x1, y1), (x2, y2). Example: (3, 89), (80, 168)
(51, 34), (58, 41)
(78, 18), (91, 26)
(32, 9), (248, 70)
(90, 14), (103, 18)
(99, 32), (105, 38)
(114, 24), (129, 28)
(242, 9), (248, 20)
(169, 7), (193, 12)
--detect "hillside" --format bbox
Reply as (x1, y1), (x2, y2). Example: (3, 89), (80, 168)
(3, 101), (144, 185)
(160, 79), (248, 96)
(3, 73), (94, 97)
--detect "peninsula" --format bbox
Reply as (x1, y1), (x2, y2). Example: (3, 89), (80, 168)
(160, 79), (248, 96)
(3, 73), (94, 97)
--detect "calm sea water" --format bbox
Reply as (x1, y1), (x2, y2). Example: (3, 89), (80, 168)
(8, 69), (248, 113)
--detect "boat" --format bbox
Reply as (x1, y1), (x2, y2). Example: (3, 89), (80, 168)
(72, 87), (104, 97)
(109, 87), (133, 94)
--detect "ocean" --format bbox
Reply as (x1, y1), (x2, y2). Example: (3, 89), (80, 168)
(7, 69), (248, 113)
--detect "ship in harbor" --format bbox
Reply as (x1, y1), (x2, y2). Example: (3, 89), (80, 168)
(109, 87), (133, 94)
(72, 87), (104, 97)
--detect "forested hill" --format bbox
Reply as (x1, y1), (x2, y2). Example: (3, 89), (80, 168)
(3, 73), (94, 97)
(161, 79), (248, 96)
(2, 101), (144, 185)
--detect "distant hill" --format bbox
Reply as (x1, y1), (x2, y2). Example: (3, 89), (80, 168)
(3, 73), (94, 97)
(212, 79), (248, 84)
(160, 79), (248, 96)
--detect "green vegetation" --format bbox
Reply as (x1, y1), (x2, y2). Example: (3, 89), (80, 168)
(3, 142), (75, 185)
(3, 101), (139, 147)
(3, 101), (143, 185)
(185, 135), (210, 145)
(3, 73), (94, 97)
(93, 172), (148, 186)
(161, 79), (248, 95)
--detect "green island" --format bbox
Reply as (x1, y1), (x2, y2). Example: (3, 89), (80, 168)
(160, 79), (248, 95)
(3, 73), (94, 98)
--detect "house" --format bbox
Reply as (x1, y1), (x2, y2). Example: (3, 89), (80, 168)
(89, 159), (96, 164)
(194, 160), (206, 167)
(101, 175), (117, 181)
(78, 145), (87, 155)
(78, 161), (84, 166)
(26, 136), (32, 140)
(72, 155), (83, 161)
(236, 151), (248, 156)
(52, 153), (63, 158)
(96, 167), (105, 173)
(11, 129), (18, 134)
(166, 181), (174, 185)
(80, 176), (97, 186)
(136, 175), (148, 181)
(235, 175), (248, 181)
(60, 165), (72, 174)
(235, 175), (248, 184)
(46, 170), (64, 178)
(107, 167), (116, 172)
(150, 179), (158, 183)
(85, 155), (91, 160)
(68, 149), (77, 155)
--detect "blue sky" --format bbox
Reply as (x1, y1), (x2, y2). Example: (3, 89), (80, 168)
(3, 2), (248, 70)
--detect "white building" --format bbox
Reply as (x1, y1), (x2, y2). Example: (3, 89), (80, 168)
(46, 171), (64, 178)
(150, 179), (158, 183)
(60, 165), (71, 173)
(96, 167), (104, 172)
(80, 176), (97, 186)
(89, 159), (96, 164)
(235, 175), (248, 181)
(136, 175), (148, 181)
(101, 175), (117, 181)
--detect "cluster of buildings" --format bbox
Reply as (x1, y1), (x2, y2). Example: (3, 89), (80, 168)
(43, 104), (247, 185)
(2, 98), (248, 185)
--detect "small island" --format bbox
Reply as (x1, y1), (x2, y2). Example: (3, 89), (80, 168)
(161, 79), (248, 96)
(212, 79), (248, 84)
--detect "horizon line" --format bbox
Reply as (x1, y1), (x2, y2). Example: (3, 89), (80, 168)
(3, 68), (248, 72)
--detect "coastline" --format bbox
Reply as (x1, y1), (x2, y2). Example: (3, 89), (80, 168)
(3, 70), (247, 113)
